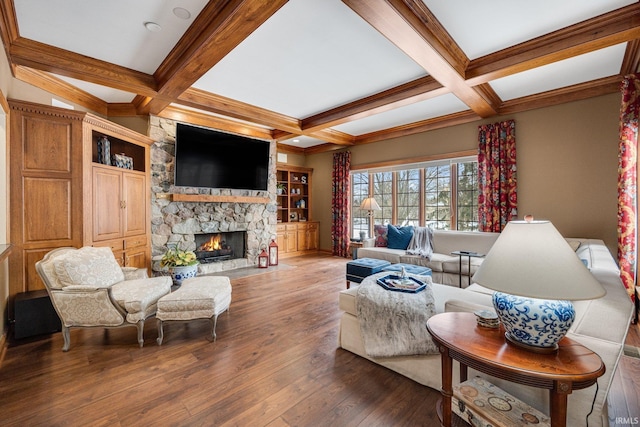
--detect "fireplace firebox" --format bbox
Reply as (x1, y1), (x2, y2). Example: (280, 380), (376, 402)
(194, 231), (246, 263)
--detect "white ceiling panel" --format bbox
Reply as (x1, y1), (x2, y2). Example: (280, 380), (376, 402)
(490, 43), (627, 101)
(54, 74), (137, 103)
(193, 0), (427, 119)
(423, 0), (636, 59)
(333, 94), (469, 136)
(14, 0), (208, 74)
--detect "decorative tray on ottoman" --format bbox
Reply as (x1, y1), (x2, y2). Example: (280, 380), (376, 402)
(376, 274), (426, 293)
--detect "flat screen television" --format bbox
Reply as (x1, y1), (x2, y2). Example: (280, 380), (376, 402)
(174, 123), (270, 190)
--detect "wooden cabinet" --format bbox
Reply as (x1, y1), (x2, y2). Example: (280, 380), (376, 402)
(276, 222), (319, 258)
(9, 100), (152, 307)
(276, 165), (312, 224)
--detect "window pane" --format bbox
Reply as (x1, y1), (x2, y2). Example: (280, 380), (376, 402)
(425, 165), (451, 230)
(397, 169), (420, 226)
(457, 161), (478, 231)
(373, 172), (393, 225)
(351, 172), (369, 238)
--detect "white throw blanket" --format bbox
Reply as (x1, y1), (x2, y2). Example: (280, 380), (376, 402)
(356, 273), (439, 357)
(406, 226), (434, 259)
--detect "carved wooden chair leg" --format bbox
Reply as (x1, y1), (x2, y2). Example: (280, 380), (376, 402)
(156, 319), (164, 346)
(136, 321), (145, 348)
(62, 325), (71, 352)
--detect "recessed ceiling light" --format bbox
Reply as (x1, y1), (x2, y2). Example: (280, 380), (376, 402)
(293, 139), (300, 143)
(173, 7), (191, 20)
(144, 21), (162, 32)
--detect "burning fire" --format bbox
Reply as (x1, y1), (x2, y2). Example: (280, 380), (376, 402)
(200, 234), (222, 251)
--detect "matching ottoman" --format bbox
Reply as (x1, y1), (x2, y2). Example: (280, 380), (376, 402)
(156, 276), (232, 345)
(346, 258), (391, 288)
(382, 263), (432, 277)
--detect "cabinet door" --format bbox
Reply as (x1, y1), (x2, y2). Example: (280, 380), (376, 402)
(125, 247), (147, 269)
(307, 224), (319, 250)
(122, 172), (147, 236)
(93, 167), (123, 241)
(285, 230), (297, 252)
(297, 227), (308, 251)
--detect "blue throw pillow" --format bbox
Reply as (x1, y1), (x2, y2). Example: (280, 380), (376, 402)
(387, 225), (414, 249)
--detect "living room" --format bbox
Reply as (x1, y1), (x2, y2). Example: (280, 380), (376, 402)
(0, 1), (639, 425)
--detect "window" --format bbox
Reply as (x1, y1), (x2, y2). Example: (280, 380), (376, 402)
(352, 172), (369, 238)
(424, 164), (451, 230)
(396, 169), (420, 226)
(351, 156), (477, 235)
(372, 172), (393, 226)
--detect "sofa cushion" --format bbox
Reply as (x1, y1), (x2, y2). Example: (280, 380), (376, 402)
(387, 225), (414, 249)
(53, 246), (124, 288)
(374, 224), (388, 247)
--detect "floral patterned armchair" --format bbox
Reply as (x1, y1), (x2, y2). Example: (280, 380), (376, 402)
(35, 246), (172, 351)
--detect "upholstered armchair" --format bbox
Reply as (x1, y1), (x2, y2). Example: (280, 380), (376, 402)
(35, 246), (172, 351)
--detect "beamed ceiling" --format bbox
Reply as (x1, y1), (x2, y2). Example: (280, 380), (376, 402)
(1, 0), (639, 154)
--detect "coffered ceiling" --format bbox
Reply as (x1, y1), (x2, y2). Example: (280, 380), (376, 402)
(1, 0), (639, 154)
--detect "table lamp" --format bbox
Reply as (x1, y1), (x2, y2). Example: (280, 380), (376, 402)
(472, 218), (605, 353)
(359, 197), (381, 240)
(360, 197), (381, 217)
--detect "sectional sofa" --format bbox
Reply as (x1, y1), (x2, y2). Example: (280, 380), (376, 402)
(357, 229), (500, 287)
(338, 234), (634, 427)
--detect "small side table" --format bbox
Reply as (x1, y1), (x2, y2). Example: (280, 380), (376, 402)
(450, 250), (484, 288)
(426, 312), (605, 427)
(349, 240), (363, 259)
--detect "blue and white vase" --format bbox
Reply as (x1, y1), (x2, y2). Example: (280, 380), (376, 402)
(169, 264), (198, 286)
(492, 291), (575, 351)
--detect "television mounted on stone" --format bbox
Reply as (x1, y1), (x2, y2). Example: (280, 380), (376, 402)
(174, 123), (269, 191)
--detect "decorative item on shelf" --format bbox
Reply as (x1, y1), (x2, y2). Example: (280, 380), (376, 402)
(269, 238), (278, 266)
(160, 247), (199, 286)
(112, 153), (133, 170)
(299, 199), (306, 209)
(277, 183), (286, 195)
(472, 216), (605, 353)
(97, 136), (111, 165)
(258, 247), (269, 268)
(289, 212), (298, 222)
(301, 175), (307, 184)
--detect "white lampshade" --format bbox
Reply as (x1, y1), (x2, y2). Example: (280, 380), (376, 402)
(360, 197), (381, 211)
(472, 220), (605, 301)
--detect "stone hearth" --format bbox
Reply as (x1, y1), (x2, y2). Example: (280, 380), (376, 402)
(149, 116), (278, 274)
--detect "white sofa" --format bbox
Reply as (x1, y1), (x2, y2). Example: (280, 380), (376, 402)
(357, 230), (500, 287)
(338, 237), (634, 427)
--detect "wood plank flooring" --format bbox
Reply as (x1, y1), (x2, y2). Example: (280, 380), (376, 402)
(0, 253), (638, 426)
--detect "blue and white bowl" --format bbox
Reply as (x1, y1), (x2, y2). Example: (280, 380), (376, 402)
(492, 291), (575, 351)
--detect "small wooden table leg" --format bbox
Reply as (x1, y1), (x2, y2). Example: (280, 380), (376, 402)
(550, 380), (571, 427)
(440, 346), (453, 427)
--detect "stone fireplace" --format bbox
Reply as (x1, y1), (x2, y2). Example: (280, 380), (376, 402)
(195, 231), (246, 263)
(148, 116), (278, 274)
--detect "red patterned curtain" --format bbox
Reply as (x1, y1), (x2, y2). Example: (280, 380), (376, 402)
(332, 151), (351, 257)
(478, 120), (517, 232)
(618, 73), (640, 302)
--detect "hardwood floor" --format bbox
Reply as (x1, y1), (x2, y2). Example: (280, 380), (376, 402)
(0, 253), (637, 426)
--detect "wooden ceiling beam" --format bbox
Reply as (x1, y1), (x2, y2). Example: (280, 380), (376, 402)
(13, 66), (108, 115)
(499, 75), (622, 115)
(8, 38), (157, 97)
(621, 39), (640, 75)
(301, 75), (447, 133)
(342, 0), (498, 118)
(354, 110), (480, 145)
(158, 105), (273, 140)
(466, 3), (640, 86)
(178, 89), (302, 134)
(142, 0), (289, 115)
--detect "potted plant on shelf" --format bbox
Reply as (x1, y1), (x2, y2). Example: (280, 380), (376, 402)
(160, 247), (199, 286)
(277, 183), (286, 195)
